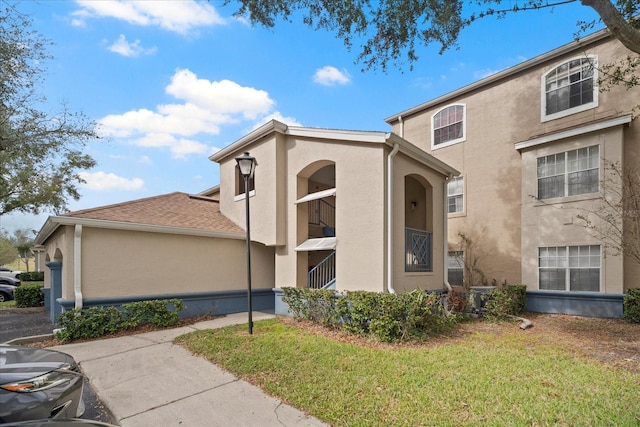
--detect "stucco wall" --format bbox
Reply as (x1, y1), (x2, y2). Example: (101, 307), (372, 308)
(43, 225), (75, 300)
(44, 227), (275, 300)
(392, 153), (447, 292)
(277, 137), (387, 292)
(390, 36), (639, 291)
(218, 133), (286, 247)
(520, 127), (625, 293)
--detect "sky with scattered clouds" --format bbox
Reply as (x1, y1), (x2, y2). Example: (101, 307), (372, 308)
(2, 0), (600, 234)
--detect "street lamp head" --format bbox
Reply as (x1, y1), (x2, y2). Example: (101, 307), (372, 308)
(235, 152), (257, 179)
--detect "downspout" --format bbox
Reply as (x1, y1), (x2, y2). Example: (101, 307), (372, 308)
(398, 115), (404, 138)
(73, 224), (83, 310)
(443, 176), (453, 293)
(387, 142), (400, 294)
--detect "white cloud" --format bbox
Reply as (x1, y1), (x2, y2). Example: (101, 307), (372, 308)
(98, 69), (285, 159)
(72, 0), (225, 34)
(249, 112), (302, 132)
(138, 155), (153, 165)
(108, 34), (157, 57)
(133, 133), (209, 159)
(166, 69), (273, 119)
(79, 171), (144, 191)
(313, 66), (351, 86)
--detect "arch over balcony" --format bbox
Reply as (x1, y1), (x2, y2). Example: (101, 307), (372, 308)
(295, 161), (336, 289)
(404, 174), (434, 272)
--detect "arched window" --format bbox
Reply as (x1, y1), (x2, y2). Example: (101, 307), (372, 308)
(542, 56), (598, 121)
(431, 104), (465, 149)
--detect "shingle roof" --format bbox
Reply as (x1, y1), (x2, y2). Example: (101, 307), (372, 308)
(65, 192), (243, 234)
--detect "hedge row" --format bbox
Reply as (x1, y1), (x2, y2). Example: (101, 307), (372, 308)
(17, 271), (45, 282)
(14, 284), (44, 308)
(282, 288), (459, 342)
(55, 299), (185, 341)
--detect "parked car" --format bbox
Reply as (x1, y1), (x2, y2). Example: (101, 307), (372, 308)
(0, 276), (21, 287)
(0, 284), (16, 302)
(0, 345), (85, 423)
(1, 420), (117, 426)
(0, 267), (22, 279)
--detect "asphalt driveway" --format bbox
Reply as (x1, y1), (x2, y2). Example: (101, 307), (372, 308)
(0, 307), (115, 425)
(0, 307), (53, 342)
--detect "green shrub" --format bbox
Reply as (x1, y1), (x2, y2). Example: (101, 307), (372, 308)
(56, 306), (122, 341)
(282, 287), (457, 343)
(55, 299), (185, 341)
(121, 299), (184, 329)
(17, 271), (44, 282)
(623, 288), (640, 323)
(483, 284), (527, 321)
(14, 284), (44, 308)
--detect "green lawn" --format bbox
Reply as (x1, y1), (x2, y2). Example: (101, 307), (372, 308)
(176, 318), (639, 426)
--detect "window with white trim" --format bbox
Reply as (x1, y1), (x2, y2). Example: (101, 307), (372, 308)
(432, 104), (465, 148)
(235, 165), (255, 197)
(539, 245), (600, 292)
(542, 56), (597, 121)
(448, 251), (464, 286)
(447, 177), (464, 213)
(537, 145), (599, 199)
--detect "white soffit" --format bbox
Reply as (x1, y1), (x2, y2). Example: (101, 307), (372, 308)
(295, 237), (337, 252)
(514, 114), (633, 151)
(294, 188), (336, 204)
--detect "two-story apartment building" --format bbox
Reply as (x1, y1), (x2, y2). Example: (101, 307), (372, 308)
(386, 29), (639, 317)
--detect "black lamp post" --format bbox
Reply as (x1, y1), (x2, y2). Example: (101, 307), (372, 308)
(235, 152), (257, 334)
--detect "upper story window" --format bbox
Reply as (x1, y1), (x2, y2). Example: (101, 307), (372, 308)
(235, 165), (255, 197)
(537, 145), (599, 200)
(447, 177), (464, 213)
(542, 56), (597, 121)
(432, 104), (465, 149)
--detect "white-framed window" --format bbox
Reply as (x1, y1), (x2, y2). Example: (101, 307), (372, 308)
(447, 251), (464, 286)
(234, 165), (255, 199)
(537, 145), (599, 200)
(542, 56), (598, 121)
(447, 177), (464, 213)
(538, 245), (600, 292)
(432, 104), (465, 149)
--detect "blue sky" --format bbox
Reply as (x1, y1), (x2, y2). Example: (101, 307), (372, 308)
(2, 0), (601, 234)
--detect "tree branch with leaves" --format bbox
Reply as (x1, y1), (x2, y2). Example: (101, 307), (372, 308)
(225, 0), (640, 71)
(1, 4), (99, 217)
(577, 160), (640, 265)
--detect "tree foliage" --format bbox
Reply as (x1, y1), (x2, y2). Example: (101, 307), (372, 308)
(0, 4), (99, 217)
(2, 228), (35, 271)
(226, 0), (640, 71)
(0, 236), (18, 266)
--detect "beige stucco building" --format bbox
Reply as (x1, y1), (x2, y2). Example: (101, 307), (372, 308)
(386, 29), (639, 317)
(36, 122), (457, 320)
(36, 28), (636, 320)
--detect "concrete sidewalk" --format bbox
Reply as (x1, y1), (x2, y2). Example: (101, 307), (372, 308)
(52, 312), (328, 427)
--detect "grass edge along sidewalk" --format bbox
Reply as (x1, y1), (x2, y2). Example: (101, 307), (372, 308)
(176, 317), (640, 427)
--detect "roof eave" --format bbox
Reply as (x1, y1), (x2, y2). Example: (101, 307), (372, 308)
(386, 133), (460, 177)
(35, 216), (245, 245)
(209, 120), (288, 163)
(385, 29), (612, 124)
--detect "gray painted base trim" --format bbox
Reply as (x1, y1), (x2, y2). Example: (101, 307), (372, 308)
(526, 291), (624, 318)
(273, 288), (291, 316)
(56, 288), (275, 318)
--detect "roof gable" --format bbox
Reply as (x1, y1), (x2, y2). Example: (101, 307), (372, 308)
(36, 192), (243, 244)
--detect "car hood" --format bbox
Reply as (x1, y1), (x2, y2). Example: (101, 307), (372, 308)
(0, 345), (77, 385)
